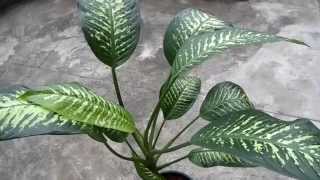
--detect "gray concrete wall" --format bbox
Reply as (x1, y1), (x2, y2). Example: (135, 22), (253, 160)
(0, 0), (319, 179)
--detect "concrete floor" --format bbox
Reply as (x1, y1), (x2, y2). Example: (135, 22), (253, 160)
(0, 0), (320, 179)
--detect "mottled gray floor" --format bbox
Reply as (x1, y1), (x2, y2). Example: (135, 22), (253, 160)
(0, 0), (320, 179)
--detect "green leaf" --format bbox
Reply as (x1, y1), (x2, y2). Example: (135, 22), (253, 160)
(0, 85), (81, 140)
(191, 110), (320, 180)
(19, 83), (136, 133)
(134, 158), (165, 180)
(160, 76), (201, 120)
(79, 0), (141, 67)
(164, 8), (229, 65)
(169, 28), (308, 83)
(189, 148), (255, 168)
(0, 85), (127, 142)
(200, 81), (254, 121)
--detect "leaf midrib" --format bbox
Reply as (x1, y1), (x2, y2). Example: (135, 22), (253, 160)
(166, 79), (197, 119)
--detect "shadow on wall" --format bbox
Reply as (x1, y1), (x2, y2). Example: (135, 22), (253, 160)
(0, 0), (36, 11)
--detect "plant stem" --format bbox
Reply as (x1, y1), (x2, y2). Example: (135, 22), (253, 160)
(149, 110), (159, 147)
(144, 102), (161, 149)
(156, 155), (189, 170)
(133, 130), (148, 158)
(110, 67), (145, 159)
(125, 140), (138, 156)
(111, 67), (124, 107)
(160, 115), (200, 152)
(152, 119), (166, 148)
(153, 141), (191, 155)
(103, 141), (133, 161)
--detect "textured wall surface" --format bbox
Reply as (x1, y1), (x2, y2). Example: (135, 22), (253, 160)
(0, 0), (320, 179)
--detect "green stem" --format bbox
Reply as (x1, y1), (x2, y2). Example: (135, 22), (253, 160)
(111, 67), (124, 107)
(156, 155), (188, 170)
(160, 115), (200, 152)
(133, 130), (148, 158)
(149, 110), (159, 147)
(125, 140), (138, 156)
(153, 141), (191, 155)
(110, 67), (145, 159)
(144, 102), (161, 148)
(152, 119), (166, 148)
(103, 141), (133, 161)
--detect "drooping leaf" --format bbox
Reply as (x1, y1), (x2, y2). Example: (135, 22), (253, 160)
(79, 0), (141, 67)
(189, 148), (255, 168)
(134, 158), (165, 180)
(19, 83), (136, 133)
(0, 85), (128, 142)
(0, 85), (81, 140)
(164, 8), (229, 65)
(200, 81), (253, 121)
(160, 76), (201, 120)
(191, 110), (320, 180)
(169, 28), (308, 84)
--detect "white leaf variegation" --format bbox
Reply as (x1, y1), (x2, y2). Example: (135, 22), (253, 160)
(0, 85), (128, 142)
(160, 76), (201, 120)
(169, 28), (308, 84)
(189, 148), (255, 168)
(79, 0), (141, 67)
(192, 110), (320, 180)
(19, 83), (136, 133)
(0, 85), (81, 140)
(200, 81), (254, 121)
(164, 8), (230, 65)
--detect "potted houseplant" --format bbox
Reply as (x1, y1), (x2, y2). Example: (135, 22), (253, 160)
(0, 0), (317, 179)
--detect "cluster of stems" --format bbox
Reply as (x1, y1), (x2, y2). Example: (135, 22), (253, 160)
(104, 67), (199, 171)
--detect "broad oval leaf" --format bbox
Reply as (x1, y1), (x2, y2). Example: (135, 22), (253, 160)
(191, 110), (320, 180)
(79, 0), (141, 67)
(170, 28), (308, 83)
(19, 83), (136, 133)
(189, 148), (255, 168)
(134, 158), (165, 180)
(164, 8), (229, 65)
(200, 81), (253, 121)
(160, 76), (201, 120)
(0, 85), (128, 142)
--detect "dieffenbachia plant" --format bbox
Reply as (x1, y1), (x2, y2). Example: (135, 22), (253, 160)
(0, 0), (315, 179)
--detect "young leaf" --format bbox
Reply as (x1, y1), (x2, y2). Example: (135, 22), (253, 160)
(19, 83), (136, 133)
(134, 158), (165, 180)
(170, 28), (308, 83)
(0, 85), (127, 142)
(164, 8), (229, 65)
(189, 148), (255, 168)
(191, 110), (320, 180)
(79, 0), (141, 67)
(200, 81), (253, 121)
(160, 76), (201, 120)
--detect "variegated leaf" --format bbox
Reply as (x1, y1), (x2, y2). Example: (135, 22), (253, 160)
(192, 110), (320, 180)
(160, 76), (201, 120)
(164, 8), (229, 65)
(0, 85), (81, 140)
(169, 28), (308, 83)
(134, 158), (165, 180)
(0, 85), (128, 142)
(79, 0), (141, 67)
(200, 81), (253, 121)
(19, 83), (136, 133)
(189, 148), (255, 168)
